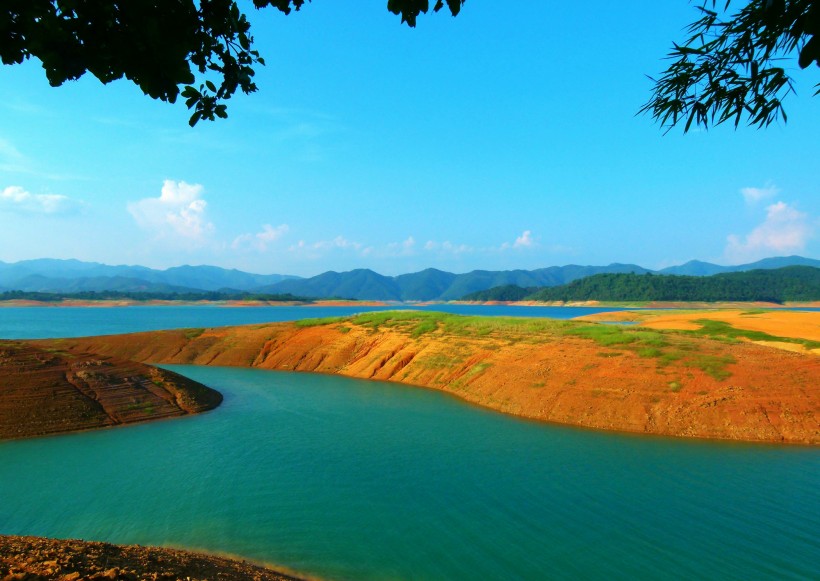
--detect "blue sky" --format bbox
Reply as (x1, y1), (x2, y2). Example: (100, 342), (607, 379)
(1, 1), (818, 276)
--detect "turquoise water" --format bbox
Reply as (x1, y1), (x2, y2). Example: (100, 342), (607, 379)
(0, 304), (632, 339)
(1, 366), (818, 580)
(2, 307), (819, 579)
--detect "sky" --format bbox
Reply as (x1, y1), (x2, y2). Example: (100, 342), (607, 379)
(1, 1), (818, 277)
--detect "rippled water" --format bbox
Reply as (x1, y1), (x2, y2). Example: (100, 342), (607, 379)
(1, 367), (818, 580)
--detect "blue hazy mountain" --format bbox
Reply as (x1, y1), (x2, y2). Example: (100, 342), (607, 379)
(1, 256), (817, 300)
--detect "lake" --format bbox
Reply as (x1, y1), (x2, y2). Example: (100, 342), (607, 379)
(0, 303), (634, 339)
(0, 306), (818, 580)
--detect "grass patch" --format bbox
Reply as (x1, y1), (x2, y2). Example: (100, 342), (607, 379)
(336, 325), (351, 334)
(418, 353), (464, 369)
(668, 381), (682, 392)
(685, 354), (736, 381)
(295, 316), (346, 328)
(465, 362), (493, 378)
(688, 319), (820, 350)
(659, 351), (685, 366)
(638, 347), (663, 358)
(183, 328), (204, 340)
(597, 351), (622, 357)
(629, 331), (668, 347)
(564, 325), (636, 346)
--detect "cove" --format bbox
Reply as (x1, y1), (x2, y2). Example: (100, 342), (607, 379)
(1, 366), (818, 580)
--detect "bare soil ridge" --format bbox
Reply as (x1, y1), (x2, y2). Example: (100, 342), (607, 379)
(0, 535), (303, 581)
(0, 342), (222, 440)
(34, 311), (820, 444)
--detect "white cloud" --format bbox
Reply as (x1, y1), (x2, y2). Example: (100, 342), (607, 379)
(500, 230), (537, 250)
(232, 224), (289, 252)
(725, 201), (814, 262)
(741, 183), (779, 205)
(385, 236), (416, 255)
(514, 230), (534, 248)
(128, 180), (213, 244)
(0, 185), (78, 214)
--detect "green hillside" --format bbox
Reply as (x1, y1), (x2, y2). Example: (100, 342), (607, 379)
(468, 266), (820, 303)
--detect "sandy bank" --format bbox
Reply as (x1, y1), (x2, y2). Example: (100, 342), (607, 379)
(580, 309), (820, 354)
(0, 342), (222, 440)
(0, 535), (304, 581)
(34, 312), (820, 445)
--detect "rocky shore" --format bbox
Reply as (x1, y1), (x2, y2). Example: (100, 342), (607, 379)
(0, 535), (302, 581)
(0, 341), (222, 440)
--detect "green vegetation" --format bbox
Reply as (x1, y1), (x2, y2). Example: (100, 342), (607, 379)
(287, 310), (820, 384)
(472, 266), (820, 303)
(183, 328), (205, 340)
(642, 0), (819, 133)
(461, 285), (538, 302)
(687, 319), (820, 350)
(0, 290), (311, 303)
(347, 310), (571, 339)
(685, 355), (736, 381)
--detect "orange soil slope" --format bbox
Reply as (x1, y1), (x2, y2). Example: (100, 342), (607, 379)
(0, 341), (222, 440)
(36, 315), (820, 445)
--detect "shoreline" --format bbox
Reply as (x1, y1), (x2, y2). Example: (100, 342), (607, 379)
(0, 342), (222, 441)
(29, 311), (820, 445)
(0, 534), (307, 581)
(1, 298), (818, 308)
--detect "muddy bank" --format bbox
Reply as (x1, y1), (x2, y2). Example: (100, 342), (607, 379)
(0, 535), (303, 581)
(0, 341), (222, 440)
(35, 313), (820, 444)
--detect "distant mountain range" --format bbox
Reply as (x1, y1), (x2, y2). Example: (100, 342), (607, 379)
(1, 256), (818, 301)
(0, 259), (299, 294)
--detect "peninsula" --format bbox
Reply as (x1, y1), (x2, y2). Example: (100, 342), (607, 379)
(26, 310), (819, 445)
(0, 341), (222, 440)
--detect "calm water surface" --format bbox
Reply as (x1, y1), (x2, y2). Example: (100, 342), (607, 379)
(1, 307), (818, 579)
(0, 304), (634, 339)
(0, 367), (818, 580)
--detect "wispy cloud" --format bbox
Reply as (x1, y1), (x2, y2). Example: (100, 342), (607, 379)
(232, 224), (290, 251)
(424, 240), (474, 255)
(0, 185), (80, 214)
(740, 183), (779, 205)
(290, 235), (363, 253)
(725, 201), (814, 262)
(278, 230), (549, 264)
(128, 180), (214, 245)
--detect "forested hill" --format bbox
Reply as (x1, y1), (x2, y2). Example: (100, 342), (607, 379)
(463, 267), (820, 303)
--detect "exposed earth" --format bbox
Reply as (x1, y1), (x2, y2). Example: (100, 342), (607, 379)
(579, 308), (820, 354)
(0, 341), (222, 440)
(0, 535), (304, 581)
(30, 310), (820, 445)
